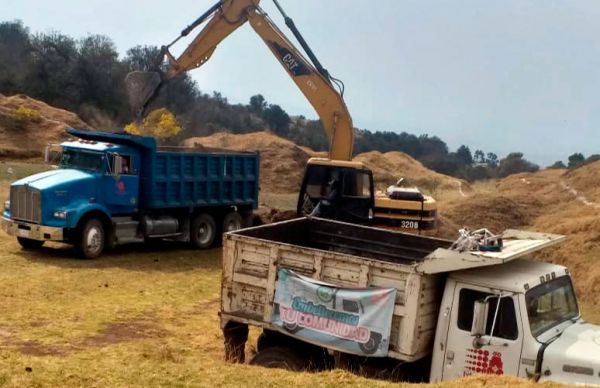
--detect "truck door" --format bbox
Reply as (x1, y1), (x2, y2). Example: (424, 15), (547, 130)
(441, 283), (523, 381)
(104, 153), (139, 212)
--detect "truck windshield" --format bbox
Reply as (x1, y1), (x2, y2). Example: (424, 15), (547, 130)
(60, 149), (105, 172)
(526, 276), (578, 337)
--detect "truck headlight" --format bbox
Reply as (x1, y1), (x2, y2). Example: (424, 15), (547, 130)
(4, 200), (9, 211)
(53, 211), (68, 219)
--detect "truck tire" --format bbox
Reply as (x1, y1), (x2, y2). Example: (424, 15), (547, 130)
(249, 346), (306, 371)
(190, 213), (216, 249)
(222, 211), (243, 233)
(76, 218), (105, 259)
(17, 237), (44, 250)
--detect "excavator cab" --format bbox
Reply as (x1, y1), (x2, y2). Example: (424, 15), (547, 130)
(297, 158), (374, 223)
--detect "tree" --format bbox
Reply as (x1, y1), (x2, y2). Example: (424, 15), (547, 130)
(497, 152), (539, 178)
(124, 108), (182, 139)
(568, 153), (585, 169)
(548, 161), (566, 169)
(473, 149), (485, 164)
(27, 32), (80, 109)
(486, 152), (498, 168)
(76, 34), (124, 117)
(249, 94), (267, 114)
(124, 45), (160, 71)
(586, 154), (600, 165)
(263, 104), (290, 136)
(0, 20), (32, 94)
(455, 145), (473, 166)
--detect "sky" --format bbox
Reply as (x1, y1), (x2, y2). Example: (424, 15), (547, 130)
(4, 0), (600, 166)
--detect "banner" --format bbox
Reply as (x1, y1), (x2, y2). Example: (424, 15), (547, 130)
(271, 268), (397, 357)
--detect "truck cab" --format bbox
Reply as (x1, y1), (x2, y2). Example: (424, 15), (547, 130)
(2, 138), (139, 253)
(431, 259), (599, 385)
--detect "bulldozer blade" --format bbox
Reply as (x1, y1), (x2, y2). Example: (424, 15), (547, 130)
(125, 71), (162, 118)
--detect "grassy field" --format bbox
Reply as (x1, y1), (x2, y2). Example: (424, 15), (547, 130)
(0, 162), (591, 387)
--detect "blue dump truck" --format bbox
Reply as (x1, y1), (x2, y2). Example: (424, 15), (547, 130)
(1, 129), (259, 259)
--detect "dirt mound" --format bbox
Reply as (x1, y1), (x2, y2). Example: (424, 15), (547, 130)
(354, 150), (469, 195)
(253, 208), (297, 225)
(440, 194), (541, 236)
(561, 160), (600, 203)
(183, 131), (317, 194)
(439, 165), (600, 303)
(0, 94), (92, 159)
(184, 132), (459, 197)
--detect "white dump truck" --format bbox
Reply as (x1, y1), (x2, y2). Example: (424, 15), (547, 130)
(220, 217), (600, 385)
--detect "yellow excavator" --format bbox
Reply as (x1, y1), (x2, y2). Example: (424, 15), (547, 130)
(125, 0), (437, 231)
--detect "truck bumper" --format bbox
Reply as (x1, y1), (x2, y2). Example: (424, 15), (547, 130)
(1, 217), (64, 241)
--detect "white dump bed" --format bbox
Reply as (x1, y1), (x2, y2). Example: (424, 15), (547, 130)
(220, 218), (564, 361)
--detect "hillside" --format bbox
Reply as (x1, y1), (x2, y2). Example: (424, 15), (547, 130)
(0, 94), (92, 158)
(438, 163), (600, 303)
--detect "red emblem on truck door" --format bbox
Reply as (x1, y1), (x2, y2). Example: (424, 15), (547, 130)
(487, 352), (504, 374)
(464, 349), (504, 375)
(116, 180), (126, 194)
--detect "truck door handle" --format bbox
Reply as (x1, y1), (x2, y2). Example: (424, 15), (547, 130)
(446, 350), (454, 361)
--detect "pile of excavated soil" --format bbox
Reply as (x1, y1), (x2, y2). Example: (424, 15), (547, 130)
(183, 131), (461, 197)
(354, 151), (470, 194)
(439, 163), (600, 304)
(183, 132), (317, 194)
(440, 194), (542, 237)
(0, 94), (92, 159)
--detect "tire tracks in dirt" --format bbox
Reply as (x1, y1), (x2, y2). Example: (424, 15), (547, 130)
(560, 181), (600, 209)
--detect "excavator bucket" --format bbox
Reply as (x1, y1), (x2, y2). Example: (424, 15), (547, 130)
(125, 71), (162, 118)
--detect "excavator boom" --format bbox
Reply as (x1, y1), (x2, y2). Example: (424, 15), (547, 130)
(125, 0), (354, 160)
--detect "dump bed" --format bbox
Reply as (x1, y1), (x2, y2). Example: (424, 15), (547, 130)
(220, 217), (565, 361)
(66, 128), (260, 211)
(141, 147), (259, 209)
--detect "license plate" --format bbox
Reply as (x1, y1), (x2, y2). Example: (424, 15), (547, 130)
(17, 228), (30, 238)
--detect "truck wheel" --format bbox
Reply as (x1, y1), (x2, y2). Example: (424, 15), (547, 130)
(250, 346), (305, 371)
(76, 218), (104, 259)
(17, 237), (44, 250)
(190, 213), (216, 248)
(222, 212), (243, 233)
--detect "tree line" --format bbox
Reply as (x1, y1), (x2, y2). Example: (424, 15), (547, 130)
(2, 19), (578, 181)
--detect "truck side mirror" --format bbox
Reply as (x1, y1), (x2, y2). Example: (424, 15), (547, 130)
(471, 300), (489, 337)
(111, 154), (123, 175)
(44, 144), (62, 166)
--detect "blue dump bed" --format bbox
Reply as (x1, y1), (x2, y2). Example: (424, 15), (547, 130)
(141, 147), (259, 209)
(66, 129), (259, 211)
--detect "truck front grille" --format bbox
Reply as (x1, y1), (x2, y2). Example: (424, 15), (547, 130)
(10, 186), (41, 224)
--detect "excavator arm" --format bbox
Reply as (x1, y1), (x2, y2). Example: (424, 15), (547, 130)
(125, 0), (354, 161)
